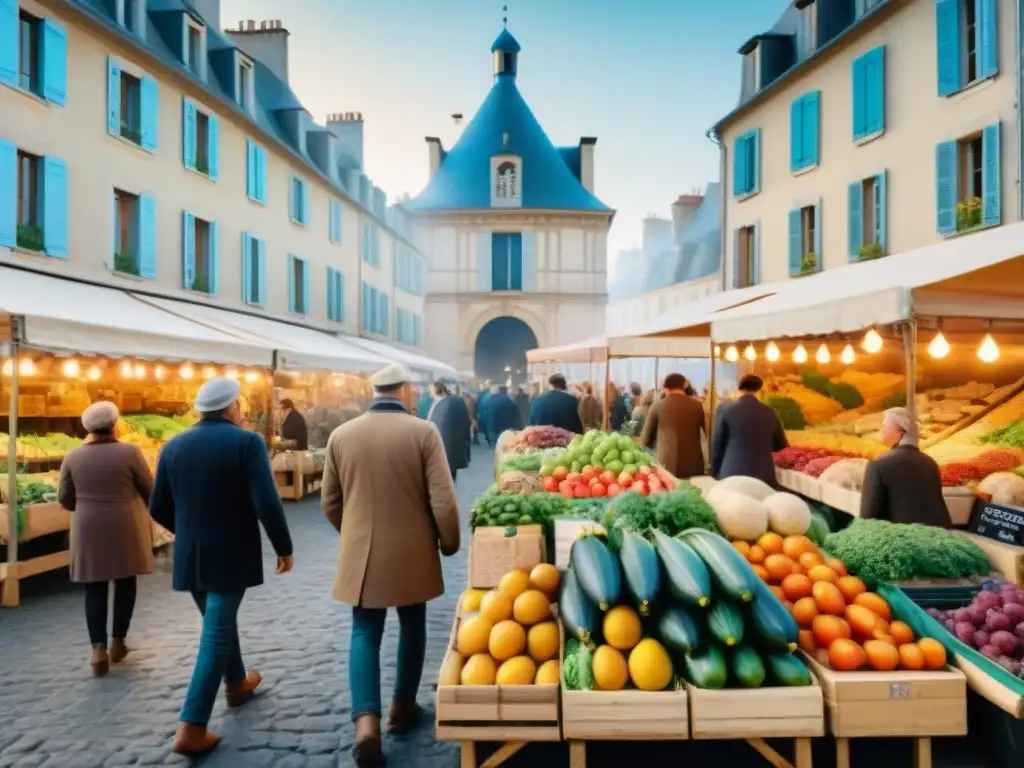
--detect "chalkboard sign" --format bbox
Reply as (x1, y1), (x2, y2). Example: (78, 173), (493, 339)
(969, 499), (1024, 547)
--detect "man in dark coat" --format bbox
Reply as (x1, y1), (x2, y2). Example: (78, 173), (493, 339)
(608, 383), (628, 432)
(150, 378), (294, 757)
(711, 374), (788, 487)
(514, 386), (530, 426)
(486, 386), (523, 439)
(860, 407), (951, 527)
(279, 399), (308, 450)
(529, 373), (584, 434)
(429, 381), (472, 482)
(476, 389), (494, 446)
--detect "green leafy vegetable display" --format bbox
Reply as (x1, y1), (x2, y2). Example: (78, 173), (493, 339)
(823, 518), (991, 586)
(763, 395), (807, 430)
(825, 382), (864, 410)
(497, 452), (544, 474)
(469, 485), (571, 530)
(123, 414), (190, 441)
(597, 484), (720, 543)
(800, 371), (830, 396)
(562, 639), (595, 691)
(982, 419), (1024, 448)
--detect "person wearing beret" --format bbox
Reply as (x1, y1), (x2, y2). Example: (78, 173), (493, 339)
(149, 377), (295, 756)
(321, 362), (460, 767)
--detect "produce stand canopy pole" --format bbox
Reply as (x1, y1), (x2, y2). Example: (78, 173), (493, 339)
(602, 353), (610, 431)
(707, 340), (717, 447)
(4, 337), (20, 607)
(902, 320), (918, 426)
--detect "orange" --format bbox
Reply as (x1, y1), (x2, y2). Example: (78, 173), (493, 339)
(852, 592), (892, 622)
(917, 638), (947, 669)
(732, 540), (751, 558)
(756, 532), (785, 556)
(889, 620), (915, 646)
(845, 604), (884, 641)
(769, 585), (786, 602)
(812, 614), (851, 648)
(751, 564), (770, 582)
(811, 581), (846, 616)
(798, 629), (817, 655)
(836, 575), (867, 602)
(863, 639), (900, 671)
(824, 557), (848, 577)
(782, 535), (816, 560)
(747, 544), (767, 565)
(783, 600), (794, 612)
(828, 638), (867, 671)
(782, 573), (814, 602)
(792, 597), (819, 628)
(873, 633), (897, 646)
(898, 643), (926, 670)
(798, 551), (824, 570)
(764, 554), (796, 583)
(791, 562), (807, 576)
(807, 565), (839, 584)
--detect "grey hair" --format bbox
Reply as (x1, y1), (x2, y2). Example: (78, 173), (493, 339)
(81, 401), (120, 433)
(883, 406), (918, 445)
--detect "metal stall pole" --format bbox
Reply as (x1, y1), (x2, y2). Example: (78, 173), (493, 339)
(3, 330), (21, 607)
(707, 341), (718, 451)
(654, 358), (661, 390)
(602, 353), (611, 431)
(901, 321), (918, 425)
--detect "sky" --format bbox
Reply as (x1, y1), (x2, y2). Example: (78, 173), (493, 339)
(221, 0), (791, 258)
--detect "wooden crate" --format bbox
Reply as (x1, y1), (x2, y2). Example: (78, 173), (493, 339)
(468, 526), (546, 589)
(954, 531), (1024, 587)
(562, 688), (688, 740)
(953, 652), (1024, 719)
(0, 502), (70, 542)
(686, 680), (824, 740)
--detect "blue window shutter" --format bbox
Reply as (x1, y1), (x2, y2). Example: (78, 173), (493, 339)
(41, 19), (67, 106)
(338, 272), (345, 321)
(752, 224), (761, 285)
(732, 135), (746, 196)
(361, 282), (369, 328)
(788, 209), (802, 275)
(107, 57), (121, 136)
(326, 268), (335, 320)
(0, 139), (16, 247)
(851, 55), (866, 139)
(935, 140), (958, 233)
(936, 0), (961, 96)
(140, 76), (158, 151)
(731, 230), (740, 288)
(750, 129), (761, 194)
(522, 229), (536, 290)
(207, 115), (219, 181)
(476, 232), (492, 290)
(256, 146), (267, 203)
(183, 101), (197, 170)
(208, 221), (219, 295)
(866, 47), (885, 135)
(257, 239), (267, 306)
(848, 180), (863, 260)
(182, 212), (196, 288)
(241, 233), (251, 302)
(246, 140), (255, 199)
(509, 234), (523, 290)
(875, 171), (887, 252)
(0, 0), (17, 88)
(301, 181), (310, 226)
(803, 92), (820, 166)
(302, 260), (310, 314)
(287, 255), (296, 312)
(982, 122), (1001, 226)
(790, 97), (803, 171)
(42, 156), (68, 259)
(138, 194), (157, 279)
(978, 0), (998, 79)
(491, 232), (506, 290)
(813, 199), (822, 269)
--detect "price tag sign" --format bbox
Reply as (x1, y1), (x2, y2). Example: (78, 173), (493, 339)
(889, 683), (909, 699)
(969, 499), (1024, 547)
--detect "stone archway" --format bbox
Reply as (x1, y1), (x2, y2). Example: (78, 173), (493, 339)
(474, 317), (538, 387)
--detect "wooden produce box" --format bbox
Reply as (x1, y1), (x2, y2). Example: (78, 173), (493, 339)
(820, 483), (861, 517)
(803, 653), (967, 737)
(0, 502), (70, 543)
(686, 681), (824, 740)
(468, 525), (546, 589)
(435, 603), (561, 743)
(954, 531), (1024, 587)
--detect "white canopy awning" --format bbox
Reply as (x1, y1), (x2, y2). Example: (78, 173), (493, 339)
(527, 334), (712, 363)
(135, 296), (390, 373)
(346, 336), (457, 379)
(710, 222), (1024, 342)
(630, 283), (780, 337)
(0, 268), (275, 365)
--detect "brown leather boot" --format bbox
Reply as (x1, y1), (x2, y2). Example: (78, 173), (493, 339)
(172, 723), (220, 756)
(224, 669), (262, 708)
(109, 638), (129, 664)
(387, 700), (423, 734)
(90, 644), (110, 677)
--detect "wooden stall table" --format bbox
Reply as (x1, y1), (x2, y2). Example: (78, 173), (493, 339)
(0, 501), (71, 607)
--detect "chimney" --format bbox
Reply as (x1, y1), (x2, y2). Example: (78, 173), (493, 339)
(425, 137), (443, 178)
(225, 19), (290, 84)
(326, 112), (365, 170)
(670, 193), (704, 240)
(189, 0), (221, 29)
(578, 137), (597, 193)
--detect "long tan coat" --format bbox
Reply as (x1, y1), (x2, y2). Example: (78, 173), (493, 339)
(578, 394), (602, 431)
(321, 408), (461, 608)
(58, 440), (155, 583)
(640, 393), (707, 479)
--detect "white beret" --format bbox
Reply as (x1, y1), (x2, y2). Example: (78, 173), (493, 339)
(82, 401), (119, 432)
(195, 376), (242, 413)
(370, 362), (412, 389)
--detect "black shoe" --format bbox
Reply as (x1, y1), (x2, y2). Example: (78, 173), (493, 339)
(353, 738), (387, 767)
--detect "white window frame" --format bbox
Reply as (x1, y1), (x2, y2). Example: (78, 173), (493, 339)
(235, 52), (255, 116)
(183, 15), (207, 81)
(490, 154), (522, 208)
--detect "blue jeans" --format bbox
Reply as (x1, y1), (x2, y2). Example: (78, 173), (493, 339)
(180, 590), (247, 726)
(350, 603), (427, 721)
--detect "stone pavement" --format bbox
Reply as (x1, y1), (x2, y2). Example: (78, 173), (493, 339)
(0, 446), (999, 767)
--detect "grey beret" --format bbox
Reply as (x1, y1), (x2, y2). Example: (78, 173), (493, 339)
(195, 377), (242, 413)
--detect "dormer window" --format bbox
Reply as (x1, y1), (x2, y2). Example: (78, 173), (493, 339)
(184, 15), (206, 80)
(496, 162), (517, 199)
(235, 54), (254, 115)
(743, 44), (761, 93)
(116, 0), (145, 38)
(491, 156), (521, 207)
(796, 0), (817, 59)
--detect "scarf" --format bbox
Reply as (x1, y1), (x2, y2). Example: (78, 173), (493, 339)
(369, 398), (409, 414)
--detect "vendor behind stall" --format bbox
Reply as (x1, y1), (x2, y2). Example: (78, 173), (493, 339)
(860, 407), (951, 527)
(279, 399), (309, 450)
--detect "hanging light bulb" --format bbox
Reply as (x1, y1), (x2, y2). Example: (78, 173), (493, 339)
(134, 364), (146, 379)
(61, 359), (80, 378)
(863, 328), (884, 354)
(978, 334), (1000, 363)
(19, 358), (36, 376)
(244, 370), (259, 384)
(225, 368), (239, 380)
(713, 345), (721, 358)
(203, 366), (216, 379)
(840, 344), (856, 365)
(765, 342), (780, 362)
(88, 366), (102, 381)
(928, 331), (950, 359)
(1, 359), (11, 376)
(179, 364), (195, 380)
(816, 343), (831, 364)
(743, 344), (757, 361)
(120, 360), (134, 378)
(724, 345), (739, 362)
(155, 364), (165, 380)
(793, 344), (808, 363)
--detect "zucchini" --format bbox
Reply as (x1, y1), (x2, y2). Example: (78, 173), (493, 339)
(651, 529), (712, 608)
(657, 605), (704, 654)
(678, 528), (758, 603)
(570, 534), (621, 611)
(765, 652), (813, 686)
(730, 645), (766, 688)
(749, 578), (799, 652)
(707, 599), (745, 647)
(683, 645), (727, 690)
(560, 567), (600, 649)
(619, 531), (662, 615)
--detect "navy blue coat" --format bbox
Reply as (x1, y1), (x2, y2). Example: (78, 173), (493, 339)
(430, 394), (472, 471)
(150, 418), (294, 594)
(528, 390), (584, 434)
(487, 392), (523, 437)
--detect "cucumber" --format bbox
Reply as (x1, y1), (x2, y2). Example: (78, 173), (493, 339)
(683, 645), (727, 690)
(730, 645), (766, 688)
(657, 605), (704, 654)
(619, 531), (662, 615)
(765, 652), (813, 686)
(678, 528), (759, 603)
(806, 509), (831, 546)
(570, 534), (622, 611)
(749, 578), (800, 652)
(707, 599), (744, 647)
(559, 567), (600, 649)
(651, 529), (711, 607)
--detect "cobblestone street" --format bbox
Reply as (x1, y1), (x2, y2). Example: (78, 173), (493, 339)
(0, 446), (999, 767)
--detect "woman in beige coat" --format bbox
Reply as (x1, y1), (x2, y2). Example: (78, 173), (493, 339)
(58, 401), (155, 676)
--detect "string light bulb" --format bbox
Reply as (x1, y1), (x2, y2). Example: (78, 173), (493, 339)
(155, 365), (165, 380)
(793, 344), (808, 363)
(88, 366), (102, 381)
(928, 331), (950, 359)
(120, 361), (134, 378)
(134, 364), (146, 379)
(816, 344), (831, 364)
(203, 366), (216, 379)
(61, 359), (80, 377)
(743, 344), (757, 361)
(225, 368), (239, 380)
(244, 370), (259, 384)
(978, 334), (1000, 363)
(179, 364), (195, 380)
(19, 358), (36, 376)
(1, 359), (11, 376)
(765, 341), (781, 362)
(840, 344), (856, 365)
(863, 328), (884, 353)
(713, 345), (721, 358)
(724, 345), (739, 362)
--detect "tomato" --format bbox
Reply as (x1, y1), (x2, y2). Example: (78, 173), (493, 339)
(573, 483), (591, 498)
(599, 470), (616, 487)
(552, 467), (569, 482)
(558, 480), (572, 496)
(617, 472), (634, 487)
(542, 476), (558, 493)
(566, 472), (583, 485)
(647, 477), (662, 491)
(631, 480), (649, 496)
(589, 476), (603, 487)
(606, 483), (622, 497)
(581, 469), (598, 484)
(582, 465), (595, 475)
(590, 482), (607, 498)
(636, 467), (651, 479)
